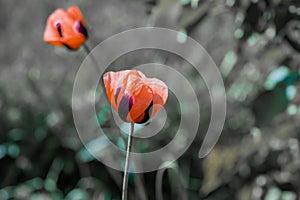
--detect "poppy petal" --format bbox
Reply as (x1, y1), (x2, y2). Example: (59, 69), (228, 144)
(67, 6), (86, 25)
(124, 75), (153, 122)
(114, 86), (122, 105)
(59, 17), (86, 50)
(143, 78), (168, 116)
(43, 6), (87, 50)
(103, 70), (132, 110)
(134, 101), (153, 124)
(103, 70), (168, 123)
(43, 9), (66, 46)
(62, 34), (86, 50)
(75, 21), (88, 37)
(118, 93), (134, 121)
(113, 70), (145, 110)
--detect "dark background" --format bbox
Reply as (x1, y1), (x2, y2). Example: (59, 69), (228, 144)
(1, 0), (300, 199)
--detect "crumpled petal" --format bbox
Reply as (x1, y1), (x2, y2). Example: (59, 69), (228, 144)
(143, 78), (168, 117)
(103, 70), (168, 123)
(67, 6), (86, 25)
(43, 6), (87, 50)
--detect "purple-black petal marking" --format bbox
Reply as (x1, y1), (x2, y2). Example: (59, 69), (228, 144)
(75, 21), (88, 37)
(136, 101), (153, 124)
(118, 93), (134, 121)
(56, 22), (63, 37)
(114, 86), (122, 105)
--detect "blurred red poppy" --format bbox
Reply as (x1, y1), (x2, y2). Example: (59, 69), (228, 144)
(103, 70), (168, 124)
(43, 6), (87, 50)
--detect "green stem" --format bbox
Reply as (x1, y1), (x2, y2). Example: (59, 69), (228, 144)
(122, 122), (135, 200)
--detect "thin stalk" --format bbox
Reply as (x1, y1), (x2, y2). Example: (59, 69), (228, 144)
(82, 42), (107, 103)
(122, 122), (135, 200)
(82, 43), (101, 74)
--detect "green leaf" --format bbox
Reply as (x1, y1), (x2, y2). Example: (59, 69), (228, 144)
(64, 189), (88, 200)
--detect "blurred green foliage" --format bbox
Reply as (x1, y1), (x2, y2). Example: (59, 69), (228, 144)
(1, 0), (300, 199)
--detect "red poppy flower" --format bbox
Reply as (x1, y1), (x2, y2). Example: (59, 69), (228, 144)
(103, 70), (168, 124)
(43, 6), (87, 50)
